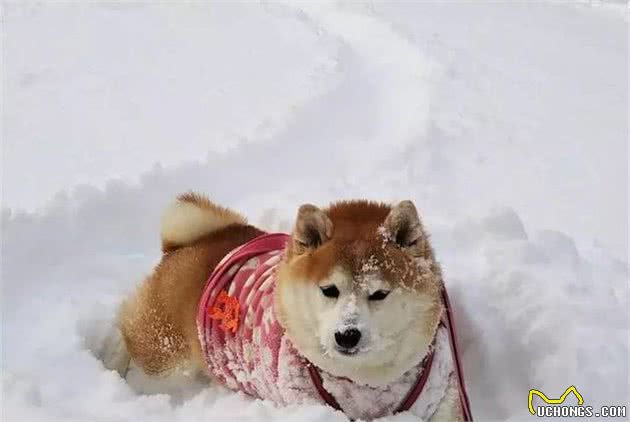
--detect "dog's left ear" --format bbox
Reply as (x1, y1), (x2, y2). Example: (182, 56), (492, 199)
(292, 204), (333, 254)
(383, 200), (430, 258)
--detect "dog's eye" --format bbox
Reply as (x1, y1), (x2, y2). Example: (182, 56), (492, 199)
(394, 228), (419, 248)
(398, 237), (419, 248)
(320, 285), (339, 298)
(368, 290), (390, 301)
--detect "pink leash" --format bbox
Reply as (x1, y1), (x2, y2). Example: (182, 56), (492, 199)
(442, 288), (474, 421)
(307, 337), (436, 416)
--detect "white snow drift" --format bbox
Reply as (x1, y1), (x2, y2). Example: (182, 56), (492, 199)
(2, 2), (628, 421)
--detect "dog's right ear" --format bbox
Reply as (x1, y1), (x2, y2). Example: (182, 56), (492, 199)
(291, 204), (333, 254)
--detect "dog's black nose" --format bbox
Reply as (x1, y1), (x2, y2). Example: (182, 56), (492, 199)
(335, 329), (361, 349)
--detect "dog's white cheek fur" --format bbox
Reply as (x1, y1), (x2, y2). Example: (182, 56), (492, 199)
(278, 268), (439, 386)
(358, 290), (436, 371)
(276, 278), (324, 357)
(365, 291), (410, 353)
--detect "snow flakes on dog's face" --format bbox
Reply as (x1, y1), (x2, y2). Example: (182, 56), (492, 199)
(277, 257), (442, 385)
(351, 236), (439, 296)
(276, 200), (443, 385)
(285, 230), (438, 296)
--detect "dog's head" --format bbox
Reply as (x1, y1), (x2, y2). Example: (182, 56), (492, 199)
(275, 200), (443, 386)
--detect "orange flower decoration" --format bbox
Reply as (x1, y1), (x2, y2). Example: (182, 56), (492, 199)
(208, 291), (240, 333)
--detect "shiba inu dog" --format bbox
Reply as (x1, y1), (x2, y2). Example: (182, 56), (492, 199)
(101, 192), (471, 421)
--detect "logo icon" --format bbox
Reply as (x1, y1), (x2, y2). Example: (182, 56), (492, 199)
(528, 386), (584, 415)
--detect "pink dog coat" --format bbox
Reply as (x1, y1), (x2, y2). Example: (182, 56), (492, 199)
(197, 233), (473, 421)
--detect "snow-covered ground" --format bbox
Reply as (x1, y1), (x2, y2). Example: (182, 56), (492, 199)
(2, 2), (628, 421)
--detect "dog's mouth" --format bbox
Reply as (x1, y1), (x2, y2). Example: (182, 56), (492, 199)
(335, 346), (359, 356)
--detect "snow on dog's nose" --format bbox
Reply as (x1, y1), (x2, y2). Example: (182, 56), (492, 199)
(335, 328), (362, 350)
(333, 293), (365, 354)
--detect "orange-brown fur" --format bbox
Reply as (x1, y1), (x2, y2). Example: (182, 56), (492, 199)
(283, 200), (441, 293)
(272, 199), (446, 392)
(120, 223), (263, 375)
(113, 193), (461, 420)
(120, 197), (440, 376)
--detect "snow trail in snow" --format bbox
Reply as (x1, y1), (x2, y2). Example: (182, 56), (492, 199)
(2, 2), (628, 421)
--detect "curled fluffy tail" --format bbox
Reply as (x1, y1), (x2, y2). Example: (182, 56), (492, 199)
(160, 192), (247, 252)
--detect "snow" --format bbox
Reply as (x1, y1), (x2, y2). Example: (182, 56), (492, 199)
(2, 1), (628, 421)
